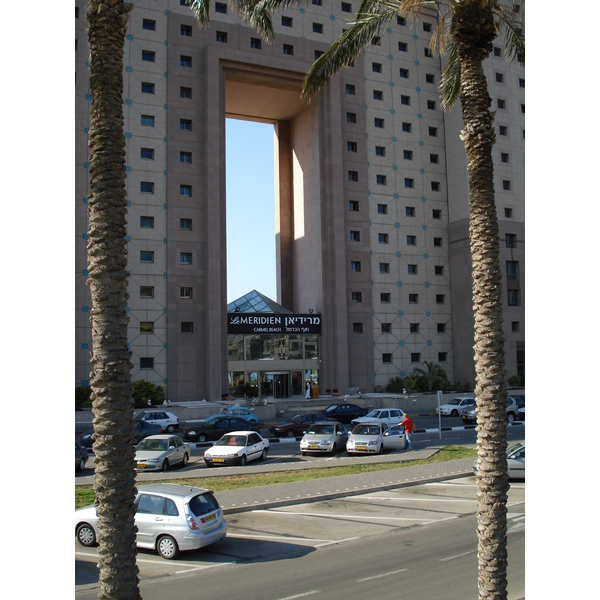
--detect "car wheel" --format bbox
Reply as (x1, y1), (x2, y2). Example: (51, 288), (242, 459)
(239, 454), (247, 467)
(157, 535), (179, 560)
(204, 461), (213, 468)
(260, 448), (267, 461)
(166, 425), (175, 433)
(161, 459), (169, 472)
(286, 429), (296, 438)
(301, 451), (307, 456)
(197, 434), (207, 443)
(451, 409), (458, 417)
(507, 412), (515, 424)
(76, 523), (96, 547)
(77, 458), (86, 472)
(181, 453), (189, 466)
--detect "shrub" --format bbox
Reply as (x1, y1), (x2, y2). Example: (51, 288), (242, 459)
(131, 380), (166, 408)
(75, 385), (92, 409)
(508, 375), (522, 387)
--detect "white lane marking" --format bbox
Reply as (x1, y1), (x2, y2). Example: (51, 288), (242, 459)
(440, 549), (476, 562)
(175, 562), (235, 574)
(277, 591), (321, 600)
(252, 509), (437, 523)
(357, 568), (408, 582)
(229, 533), (332, 542)
(75, 550), (229, 570)
(346, 496), (476, 503)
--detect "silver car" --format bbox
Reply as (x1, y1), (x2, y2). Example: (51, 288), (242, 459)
(473, 443), (525, 479)
(135, 435), (190, 472)
(75, 483), (227, 559)
(350, 408), (405, 428)
(300, 421), (348, 455)
(134, 410), (179, 433)
(460, 396), (519, 424)
(346, 422), (387, 455)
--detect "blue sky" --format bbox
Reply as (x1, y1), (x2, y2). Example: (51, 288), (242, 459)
(226, 118), (277, 304)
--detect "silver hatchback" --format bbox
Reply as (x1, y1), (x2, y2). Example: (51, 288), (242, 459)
(75, 483), (227, 559)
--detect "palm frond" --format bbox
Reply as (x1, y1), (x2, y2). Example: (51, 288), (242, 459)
(439, 40), (461, 111)
(234, 0), (276, 40)
(493, 4), (525, 65)
(185, 0), (211, 26)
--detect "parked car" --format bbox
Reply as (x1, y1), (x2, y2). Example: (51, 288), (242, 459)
(134, 410), (179, 433)
(346, 422), (388, 455)
(351, 408), (405, 428)
(460, 396), (519, 424)
(135, 435), (190, 472)
(436, 397), (476, 417)
(79, 419), (163, 448)
(76, 441), (89, 471)
(270, 412), (333, 438)
(182, 416), (260, 443)
(323, 403), (369, 424)
(203, 431), (269, 467)
(381, 425), (408, 451)
(473, 443), (525, 479)
(300, 421), (348, 455)
(517, 406), (525, 421)
(219, 406), (260, 423)
(75, 483), (227, 559)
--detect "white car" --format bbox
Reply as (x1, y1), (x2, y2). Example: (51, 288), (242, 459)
(135, 435), (190, 472)
(204, 431), (269, 467)
(460, 396), (519, 424)
(350, 408), (405, 428)
(436, 397), (476, 417)
(75, 483), (227, 559)
(134, 410), (179, 433)
(300, 421), (348, 455)
(382, 425), (408, 451)
(346, 422), (387, 455)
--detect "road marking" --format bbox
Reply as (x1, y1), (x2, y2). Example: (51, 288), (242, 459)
(346, 495), (476, 503)
(277, 591), (321, 600)
(75, 550), (226, 569)
(175, 562), (235, 575)
(252, 509), (436, 523)
(357, 568), (408, 582)
(440, 549), (476, 562)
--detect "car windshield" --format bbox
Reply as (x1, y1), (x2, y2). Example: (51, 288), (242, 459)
(353, 424), (381, 435)
(365, 409), (382, 418)
(133, 413), (146, 421)
(324, 405), (337, 413)
(307, 424), (334, 435)
(216, 435), (247, 447)
(447, 399), (461, 405)
(290, 414), (304, 423)
(188, 492), (219, 517)
(137, 438), (168, 452)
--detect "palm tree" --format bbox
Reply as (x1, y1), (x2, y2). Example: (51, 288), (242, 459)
(86, 1), (140, 598)
(246, 1), (524, 598)
(413, 360), (448, 392)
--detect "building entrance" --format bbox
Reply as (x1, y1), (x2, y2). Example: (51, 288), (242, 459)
(261, 372), (289, 398)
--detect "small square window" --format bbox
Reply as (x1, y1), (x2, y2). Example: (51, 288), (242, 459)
(437, 322), (446, 333)
(502, 180), (511, 191)
(141, 82), (155, 94)
(349, 200), (359, 211)
(400, 68), (409, 79)
(372, 62), (382, 73)
(140, 216), (154, 228)
(140, 357), (154, 369)
(181, 321), (194, 333)
(376, 174), (387, 185)
(350, 261), (361, 272)
(353, 322), (363, 333)
(348, 141), (357, 152)
(424, 48), (433, 57)
(401, 95), (410, 105)
(434, 237), (442, 247)
(140, 286), (154, 298)
(382, 353), (392, 363)
(508, 290), (519, 306)
(495, 72), (504, 83)
(501, 152), (509, 163)
(380, 293), (391, 303)
(180, 55), (192, 67)
(397, 16), (405, 25)
(406, 207), (415, 217)
(379, 233), (389, 244)
(140, 322), (154, 334)
(410, 323), (419, 333)
(423, 22), (432, 32)
(347, 112), (357, 123)
(403, 150), (413, 160)
(346, 84), (356, 95)
(140, 251), (154, 263)
(180, 218), (192, 230)
(519, 78), (525, 88)
(282, 16), (293, 27)
(402, 122), (412, 132)
(313, 23), (323, 34)
(216, 31), (227, 43)
(381, 323), (391, 333)
(140, 181), (154, 194)
(408, 264), (417, 274)
(141, 115), (155, 126)
(377, 204), (387, 214)
(372, 36), (381, 46)
(498, 125), (508, 136)
(506, 233), (516, 248)
(180, 151), (192, 163)
(180, 252), (192, 264)
(426, 73), (435, 83)
(497, 98), (506, 109)
(432, 209), (442, 219)
(429, 127), (438, 137)
(181, 25), (192, 36)
(315, 50), (324, 59)
(352, 291), (362, 302)
(143, 19), (156, 31)
(435, 265), (444, 275)
(180, 119), (192, 130)
(373, 90), (383, 100)
(180, 184), (192, 196)
(427, 100), (436, 110)
(374, 118), (385, 128)
(438, 352), (447, 362)
(430, 153), (439, 164)
(348, 171), (358, 182)
(342, 2), (352, 12)
(379, 263), (390, 273)
(180, 87), (192, 98)
(409, 293), (419, 303)
(180, 287), (193, 299)
(215, 2), (227, 13)
(141, 148), (154, 160)
(431, 181), (440, 191)
(494, 46), (502, 57)
(283, 44), (294, 55)
(505, 208), (513, 218)
(375, 146), (386, 156)
(350, 230), (360, 241)
(142, 50), (155, 62)
(407, 235), (416, 245)
(436, 294), (445, 304)
(251, 38), (261, 49)
(512, 321), (520, 332)
(404, 178), (414, 188)
(398, 42), (407, 52)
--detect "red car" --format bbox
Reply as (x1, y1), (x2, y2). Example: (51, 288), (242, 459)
(269, 413), (334, 438)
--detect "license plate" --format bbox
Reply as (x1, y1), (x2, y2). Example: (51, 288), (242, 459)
(137, 464), (146, 469)
(204, 513), (216, 521)
(356, 445), (367, 451)
(212, 458), (225, 463)
(309, 445), (320, 450)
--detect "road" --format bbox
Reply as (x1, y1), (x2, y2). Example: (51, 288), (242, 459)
(75, 477), (525, 599)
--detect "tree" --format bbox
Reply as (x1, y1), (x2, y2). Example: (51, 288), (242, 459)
(86, 1), (139, 598)
(246, 1), (524, 598)
(413, 361), (450, 392)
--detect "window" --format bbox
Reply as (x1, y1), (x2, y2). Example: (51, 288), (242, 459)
(382, 353), (392, 363)
(379, 263), (390, 273)
(180, 87), (192, 98)
(410, 323), (419, 333)
(426, 73), (435, 83)
(140, 182), (154, 193)
(398, 42), (407, 52)
(216, 31), (227, 43)
(141, 82), (155, 94)
(283, 44), (294, 55)
(348, 171), (358, 182)
(409, 293), (419, 303)
(374, 118), (384, 128)
(373, 90), (383, 100)
(347, 112), (357, 123)
(140, 251), (154, 263)
(427, 100), (436, 110)
(397, 15), (405, 25)
(180, 55), (192, 67)
(380, 293), (391, 303)
(506, 261), (518, 281)
(493, 46), (502, 57)
(498, 125), (508, 136)
(350, 261), (361, 272)
(508, 290), (519, 306)
(215, 2), (227, 13)
(430, 153), (439, 164)
(251, 38), (261, 49)
(399, 68), (409, 78)
(140, 148), (154, 160)
(372, 62), (382, 73)
(406, 206), (415, 217)
(432, 209), (442, 219)
(435, 265), (444, 275)
(407, 235), (416, 245)
(342, 2), (352, 12)
(142, 50), (155, 62)
(353, 322), (363, 333)
(180, 218), (192, 230)
(181, 24), (192, 36)
(282, 16), (293, 26)
(401, 95), (410, 105)
(495, 72), (504, 83)
(141, 115), (154, 126)
(404, 178), (414, 188)
(346, 84), (356, 95)
(431, 181), (440, 191)
(140, 216), (154, 228)
(379, 233), (389, 244)
(140, 286), (154, 298)
(423, 22), (432, 32)
(429, 127), (438, 137)
(372, 36), (381, 46)
(181, 322), (194, 333)
(519, 78), (525, 88)
(381, 323), (391, 333)
(180, 151), (191, 163)
(350, 230), (360, 241)
(402, 122), (411, 132)
(314, 50), (324, 59)
(403, 150), (413, 160)
(497, 98), (506, 109)
(411, 353), (421, 363)
(438, 352), (447, 362)
(437, 323), (446, 333)
(375, 146), (386, 156)
(436, 294), (445, 304)
(501, 152), (509, 163)
(377, 204), (387, 214)
(352, 291), (362, 302)
(408, 264), (417, 274)
(140, 357), (154, 369)
(505, 207), (513, 218)
(506, 233), (516, 248)
(180, 287), (193, 299)
(434, 237), (442, 247)
(512, 321), (520, 332)
(521, 103), (525, 113)
(76, 7), (79, 17)
(348, 141), (357, 152)
(180, 119), (192, 130)
(503, 180), (511, 191)
(349, 200), (359, 211)
(180, 184), (192, 196)
(140, 322), (154, 334)
(313, 0), (322, 5)
(376, 174), (387, 185)
(313, 23), (323, 34)
(424, 47), (433, 57)
(180, 252), (192, 264)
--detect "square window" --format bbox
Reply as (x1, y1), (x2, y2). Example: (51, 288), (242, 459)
(141, 115), (154, 126)
(495, 72), (504, 83)
(397, 16), (405, 25)
(431, 181), (440, 191)
(375, 146), (386, 156)
(180, 287), (193, 298)
(372, 36), (381, 46)
(506, 261), (518, 281)
(404, 150), (413, 160)
(283, 44), (294, 55)
(180, 55), (192, 67)
(508, 290), (519, 306)
(424, 47), (433, 57)
(398, 42), (407, 52)
(140, 181), (154, 193)
(180, 184), (192, 196)
(404, 178), (414, 188)
(502, 180), (511, 191)
(141, 148), (154, 160)
(380, 293), (391, 303)
(401, 95), (410, 105)
(180, 252), (192, 264)
(282, 15), (293, 26)
(215, 2), (227, 13)
(140, 216), (154, 228)
(429, 127), (438, 137)
(342, 2), (352, 12)
(409, 293), (419, 303)
(350, 230), (360, 241)
(353, 322), (363, 333)
(437, 322), (446, 333)
(313, 23), (323, 33)
(372, 62), (382, 73)
(373, 90), (383, 100)
(423, 22), (432, 32)
(180, 119), (192, 130)
(381, 323), (391, 333)
(377, 204), (387, 214)
(140, 250), (154, 263)
(140, 357), (154, 369)
(501, 152), (509, 163)
(348, 141), (357, 152)
(180, 218), (192, 230)
(408, 264), (417, 274)
(374, 118), (385, 128)
(349, 200), (359, 211)
(427, 99), (436, 110)
(410, 323), (419, 333)
(379, 233), (389, 244)
(180, 151), (191, 163)
(180, 87), (192, 98)
(432, 209), (442, 219)
(494, 46), (502, 57)
(406, 206), (415, 217)
(400, 68), (409, 78)
(436, 294), (445, 304)
(140, 286), (154, 298)
(426, 73), (435, 83)
(347, 112), (357, 123)
(140, 322), (154, 334)
(216, 31), (227, 43)
(430, 153), (439, 164)
(380, 263), (390, 273)
(142, 50), (155, 62)
(506, 233), (516, 248)
(435, 265), (444, 275)
(141, 82), (155, 94)
(143, 19), (156, 31)
(411, 353), (420, 363)
(348, 171), (358, 182)
(350, 261), (361, 272)
(512, 321), (520, 332)
(499, 125), (508, 135)
(382, 353), (392, 363)
(407, 235), (416, 245)
(438, 352), (447, 362)
(181, 24), (192, 36)
(315, 50), (324, 59)
(346, 84), (356, 95)
(376, 174), (387, 185)
(497, 98), (506, 109)
(505, 207), (513, 218)
(352, 291), (362, 302)
(402, 122), (411, 132)
(181, 321), (194, 333)
(251, 38), (261, 49)
(434, 237), (442, 247)
(519, 78), (525, 88)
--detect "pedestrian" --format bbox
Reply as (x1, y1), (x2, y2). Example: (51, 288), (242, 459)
(306, 380), (311, 399)
(400, 414), (415, 450)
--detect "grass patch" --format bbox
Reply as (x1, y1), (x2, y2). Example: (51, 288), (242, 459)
(76, 445), (475, 508)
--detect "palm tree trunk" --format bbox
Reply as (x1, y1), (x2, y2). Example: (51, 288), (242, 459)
(452, 2), (509, 599)
(86, 1), (140, 598)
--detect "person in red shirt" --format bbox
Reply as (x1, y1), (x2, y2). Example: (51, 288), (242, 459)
(400, 414), (415, 450)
